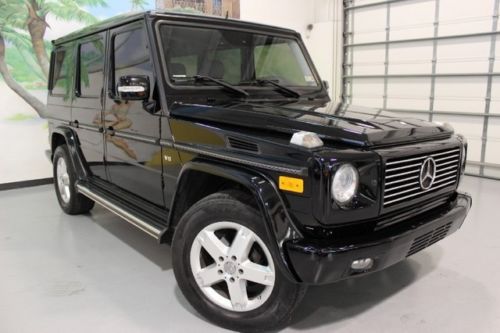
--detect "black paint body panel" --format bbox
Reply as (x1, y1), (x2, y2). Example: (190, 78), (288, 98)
(286, 192), (471, 284)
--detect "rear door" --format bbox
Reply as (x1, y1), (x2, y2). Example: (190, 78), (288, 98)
(104, 22), (164, 207)
(72, 32), (107, 179)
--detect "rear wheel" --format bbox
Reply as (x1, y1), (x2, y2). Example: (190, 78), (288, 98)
(172, 191), (306, 332)
(53, 145), (94, 215)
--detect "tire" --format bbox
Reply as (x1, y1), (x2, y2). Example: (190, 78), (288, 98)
(53, 144), (94, 215)
(172, 191), (307, 332)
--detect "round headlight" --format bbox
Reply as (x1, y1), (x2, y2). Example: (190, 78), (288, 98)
(332, 164), (359, 205)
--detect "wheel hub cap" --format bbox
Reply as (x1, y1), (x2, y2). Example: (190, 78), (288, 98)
(223, 261), (237, 275)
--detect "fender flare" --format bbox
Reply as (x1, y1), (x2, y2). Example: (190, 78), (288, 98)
(50, 126), (90, 181)
(164, 161), (304, 283)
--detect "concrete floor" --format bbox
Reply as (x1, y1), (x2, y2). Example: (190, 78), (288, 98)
(0, 176), (499, 333)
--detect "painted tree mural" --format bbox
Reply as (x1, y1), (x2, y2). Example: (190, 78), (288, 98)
(0, 0), (149, 117)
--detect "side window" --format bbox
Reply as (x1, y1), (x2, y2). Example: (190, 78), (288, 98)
(113, 27), (152, 96)
(79, 39), (105, 97)
(51, 48), (70, 96)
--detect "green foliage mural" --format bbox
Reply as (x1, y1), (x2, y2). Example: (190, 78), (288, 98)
(0, 0), (151, 117)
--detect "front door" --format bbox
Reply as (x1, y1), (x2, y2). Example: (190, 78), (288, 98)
(104, 22), (164, 207)
(72, 32), (107, 180)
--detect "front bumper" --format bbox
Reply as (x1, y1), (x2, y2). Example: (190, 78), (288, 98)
(286, 192), (472, 285)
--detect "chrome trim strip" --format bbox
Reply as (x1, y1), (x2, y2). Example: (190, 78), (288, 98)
(434, 154), (460, 163)
(76, 184), (161, 239)
(438, 159), (460, 167)
(173, 143), (307, 176)
(386, 162), (423, 172)
(438, 164), (459, 172)
(384, 181), (419, 192)
(432, 174), (457, 185)
(436, 169), (459, 178)
(78, 124), (100, 132)
(386, 168), (420, 179)
(385, 184), (423, 199)
(159, 139), (174, 147)
(113, 131), (158, 144)
(385, 174), (419, 186)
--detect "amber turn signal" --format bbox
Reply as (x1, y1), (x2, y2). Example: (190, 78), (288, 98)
(279, 176), (304, 194)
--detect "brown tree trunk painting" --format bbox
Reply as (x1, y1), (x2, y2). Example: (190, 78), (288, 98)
(26, 0), (50, 78)
(0, 34), (47, 117)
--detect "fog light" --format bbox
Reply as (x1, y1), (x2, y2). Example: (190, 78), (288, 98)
(351, 258), (374, 271)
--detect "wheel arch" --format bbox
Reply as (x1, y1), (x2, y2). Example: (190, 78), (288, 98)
(50, 126), (89, 180)
(162, 160), (303, 283)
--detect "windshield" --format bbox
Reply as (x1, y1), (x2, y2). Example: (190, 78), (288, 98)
(159, 25), (319, 88)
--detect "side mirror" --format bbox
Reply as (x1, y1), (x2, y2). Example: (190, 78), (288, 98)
(322, 80), (330, 90)
(117, 75), (150, 101)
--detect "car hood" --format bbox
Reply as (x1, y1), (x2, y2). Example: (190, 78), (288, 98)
(169, 100), (454, 148)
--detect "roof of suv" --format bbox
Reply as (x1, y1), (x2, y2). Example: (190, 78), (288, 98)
(53, 10), (299, 46)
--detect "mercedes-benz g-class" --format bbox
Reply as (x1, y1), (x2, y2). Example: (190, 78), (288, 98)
(45, 11), (472, 332)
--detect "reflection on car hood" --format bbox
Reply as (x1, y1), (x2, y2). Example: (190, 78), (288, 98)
(169, 100), (454, 148)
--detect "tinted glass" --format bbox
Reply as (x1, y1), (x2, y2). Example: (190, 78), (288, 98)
(160, 25), (318, 87)
(254, 40), (315, 86)
(52, 48), (71, 96)
(79, 39), (104, 97)
(113, 27), (152, 95)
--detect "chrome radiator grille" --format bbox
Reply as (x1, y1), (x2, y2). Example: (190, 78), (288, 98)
(383, 148), (460, 207)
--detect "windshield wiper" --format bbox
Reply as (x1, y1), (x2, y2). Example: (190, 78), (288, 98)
(192, 75), (249, 97)
(256, 79), (301, 98)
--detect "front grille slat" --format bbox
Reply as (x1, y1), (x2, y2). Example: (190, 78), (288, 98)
(385, 174), (420, 186)
(384, 181), (420, 193)
(386, 162), (424, 172)
(385, 148), (460, 166)
(386, 169), (420, 179)
(385, 185), (422, 199)
(438, 164), (460, 173)
(437, 159), (460, 168)
(434, 153), (460, 163)
(384, 179), (457, 206)
(383, 147), (460, 208)
(437, 169), (460, 178)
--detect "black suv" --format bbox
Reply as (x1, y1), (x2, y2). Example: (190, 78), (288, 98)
(45, 11), (472, 332)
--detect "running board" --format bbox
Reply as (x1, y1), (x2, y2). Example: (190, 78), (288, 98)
(76, 183), (162, 239)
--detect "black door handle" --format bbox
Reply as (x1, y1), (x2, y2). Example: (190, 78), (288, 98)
(107, 126), (115, 135)
(71, 120), (79, 128)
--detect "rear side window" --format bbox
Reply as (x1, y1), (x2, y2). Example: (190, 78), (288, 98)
(78, 39), (105, 98)
(51, 48), (71, 96)
(112, 27), (152, 96)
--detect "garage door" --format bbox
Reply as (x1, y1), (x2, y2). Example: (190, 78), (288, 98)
(343, 0), (500, 179)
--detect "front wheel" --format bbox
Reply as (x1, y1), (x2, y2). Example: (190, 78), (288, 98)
(172, 191), (306, 332)
(53, 144), (94, 215)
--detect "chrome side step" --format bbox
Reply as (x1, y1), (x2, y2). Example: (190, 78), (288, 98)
(76, 183), (162, 239)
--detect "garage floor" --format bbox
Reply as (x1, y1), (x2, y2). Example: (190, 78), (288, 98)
(1, 176), (499, 333)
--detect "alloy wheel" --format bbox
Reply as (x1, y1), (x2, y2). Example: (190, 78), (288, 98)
(56, 157), (71, 204)
(189, 221), (276, 312)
